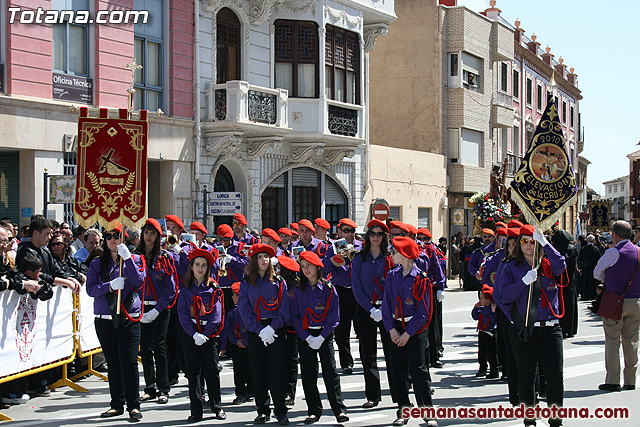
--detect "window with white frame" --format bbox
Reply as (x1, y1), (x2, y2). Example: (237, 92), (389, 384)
(537, 83), (543, 111)
(513, 69), (519, 99)
(275, 20), (319, 98)
(325, 25), (360, 104)
(134, 0), (163, 111)
(570, 105), (575, 128)
(621, 183), (625, 192)
(389, 206), (401, 221)
(526, 77), (532, 105)
(449, 53), (459, 87)
(500, 62), (508, 92)
(462, 52), (482, 91)
(460, 128), (482, 167)
(217, 8), (241, 83)
(614, 184), (618, 193)
(562, 100), (567, 124)
(448, 129), (460, 163)
(513, 125), (520, 156)
(418, 208), (431, 229)
(52, 0), (89, 76)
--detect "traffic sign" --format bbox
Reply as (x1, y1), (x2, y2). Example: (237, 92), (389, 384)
(209, 192), (242, 215)
(372, 203), (390, 220)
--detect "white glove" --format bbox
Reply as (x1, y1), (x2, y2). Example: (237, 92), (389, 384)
(171, 244), (182, 254)
(259, 325), (277, 345)
(271, 257), (279, 266)
(117, 243), (131, 261)
(140, 308), (159, 324)
(369, 307), (383, 323)
(306, 336), (324, 350)
(110, 277), (125, 291)
(532, 228), (548, 247)
(437, 290), (445, 302)
(522, 269), (538, 286)
(193, 332), (209, 346)
(225, 254), (234, 263)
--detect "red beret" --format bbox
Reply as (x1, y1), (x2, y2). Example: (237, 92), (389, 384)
(299, 250), (324, 268)
(389, 221), (410, 233)
(188, 248), (215, 266)
(291, 229), (299, 237)
(145, 218), (162, 235)
(482, 228), (495, 237)
(233, 213), (248, 225)
(278, 227), (293, 236)
(392, 236), (420, 260)
(289, 222), (299, 231)
(216, 224), (234, 238)
(278, 255), (300, 272)
(298, 219), (315, 233)
(495, 221), (507, 229)
(406, 224), (418, 235)
(314, 218), (330, 230)
(507, 220), (524, 228)
(417, 228), (432, 239)
(507, 227), (520, 237)
(496, 227), (508, 236)
(232, 281), (241, 295)
(519, 225), (535, 236)
(339, 218), (357, 229)
(108, 221), (123, 233)
(248, 243), (276, 258)
(165, 215), (185, 231)
(190, 221), (207, 235)
(261, 228), (282, 243)
(367, 219), (389, 233)
(482, 284), (494, 301)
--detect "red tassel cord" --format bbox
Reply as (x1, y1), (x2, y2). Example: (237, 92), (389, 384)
(193, 283), (226, 337)
(254, 279), (284, 322)
(302, 286), (333, 330)
(393, 275), (433, 334)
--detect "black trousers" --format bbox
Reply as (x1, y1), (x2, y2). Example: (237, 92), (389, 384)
(247, 329), (288, 418)
(478, 330), (498, 373)
(230, 343), (253, 398)
(167, 305), (186, 381)
(335, 286), (357, 369)
(95, 318), (141, 412)
(140, 308), (171, 396)
(182, 331), (222, 418)
(498, 310), (519, 405)
(509, 324), (563, 427)
(284, 330), (299, 399)
(428, 287), (443, 362)
(354, 304), (395, 403)
(390, 323), (432, 409)
(298, 332), (347, 419)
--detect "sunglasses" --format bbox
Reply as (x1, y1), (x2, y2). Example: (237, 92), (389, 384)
(520, 237), (535, 245)
(390, 232), (407, 238)
(417, 236), (429, 242)
(341, 228), (356, 234)
(367, 231), (386, 238)
(104, 232), (121, 241)
(232, 222), (242, 226)
(51, 241), (65, 247)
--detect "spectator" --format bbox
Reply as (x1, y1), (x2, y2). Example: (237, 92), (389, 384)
(74, 228), (102, 263)
(577, 234), (601, 301)
(71, 225), (86, 253)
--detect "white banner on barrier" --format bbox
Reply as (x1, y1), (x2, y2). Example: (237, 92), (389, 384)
(0, 286), (75, 378)
(77, 285), (101, 353)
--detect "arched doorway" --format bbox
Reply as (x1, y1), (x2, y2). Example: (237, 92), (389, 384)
(213, 165), (235, 226)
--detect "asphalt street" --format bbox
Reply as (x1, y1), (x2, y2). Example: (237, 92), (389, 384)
(1, 282), (637, 426)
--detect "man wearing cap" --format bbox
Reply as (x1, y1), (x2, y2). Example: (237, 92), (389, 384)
(468, 229), (497, 283)
(388, 221), (410, 243)
(292, 219), (330, 259)
(314, 218), (331, 244)
(190, 221), (213, 250)
(217, 224), (251, 313)
(278, 228), (294, 255)
(324, 218), (362, 375)
(261, 228), (283, 256)
(233, 214), (259, 246)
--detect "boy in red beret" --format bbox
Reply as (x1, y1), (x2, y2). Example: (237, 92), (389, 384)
(471, 284), (498, 379)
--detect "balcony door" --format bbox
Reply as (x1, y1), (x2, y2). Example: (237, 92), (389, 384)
(217, 8), (241, 83)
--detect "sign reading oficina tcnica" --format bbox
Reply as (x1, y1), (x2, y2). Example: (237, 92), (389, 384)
(209, 192), (243, 215)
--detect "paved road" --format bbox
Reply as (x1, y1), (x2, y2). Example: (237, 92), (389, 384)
(1, 283), (637, 426)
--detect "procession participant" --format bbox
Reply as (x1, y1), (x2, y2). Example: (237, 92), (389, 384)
(293, 219), (330, 258)
(190, 221), (213, 250)
(495, 221), (508, 230)
(292, 251), (348, 424)
(233, 213), (259, 246)
(278, 228), (294, 255)
(497, 225), (566, 427)
(382, 237), (436, 427)
(468, 229), (497, 282)
(278, 255), (302, 406)
(351, 219), (396, 408)
(261, 228), (283, 256)
(136, 218), (177, 404)
(406, 224), (418, 241)
(507, 219), (524, 229)
(388, 221), (409, 241)
(324, 218), (362, 375)
(237, 243), (290, 425)
(86, 222), (146, 421)
(290, 222), (300, 241)
(593, 220), (640, 392)
(219, 281), (253, 405)
(472, 285), (499, 379)
(314, 218), (331, 243)
(177, 248), (226, 422)
(217, 224), (250, 313)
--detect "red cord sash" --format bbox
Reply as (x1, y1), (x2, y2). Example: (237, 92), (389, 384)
(393, 274), (433, 334)
(302, 284), (333, 329)
(254, 279), (285, 322)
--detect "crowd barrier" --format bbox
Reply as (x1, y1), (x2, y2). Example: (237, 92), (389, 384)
(0, 285), (106, 421)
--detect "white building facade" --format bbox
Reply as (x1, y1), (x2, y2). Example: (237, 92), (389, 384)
(603, 175), (630, 222)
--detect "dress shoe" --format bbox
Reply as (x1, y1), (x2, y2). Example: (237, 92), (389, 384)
(598, 383), (621, 392)
(169, 378), (179, 386)
(392, 417), (408, 426)
(342, 367), (353, 375)
(362, 400), (379, 409)
(157, 395), (169, 404)
(336, 414), (349, 423)
(475, 370), (487, 377)
(215, 410), (227, 420)
(277, 415), (290, 425)
(187, 415), (203, 423)
(129, 409), (143, 421)
(233, 396), (248, 404)
(487, 371), (499, 379)
(254, 414), (270, 424)
(100, 408), (124, 418)
(430, 361), (443, 368)
(304, 415), (318, 424)
(284, 396), (295, 406)
(622, 385), (635, 390)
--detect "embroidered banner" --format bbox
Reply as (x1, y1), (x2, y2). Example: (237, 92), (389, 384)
(510, 94), (577, 230)
(588, 200), (611, 232)
(74, 108), (148, 230)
